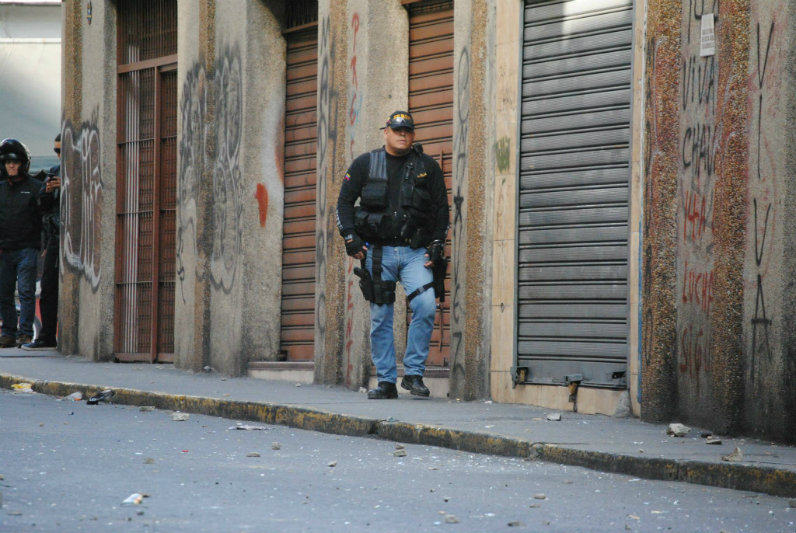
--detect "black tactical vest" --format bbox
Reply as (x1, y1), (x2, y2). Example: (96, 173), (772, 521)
(353, 146), (435, 248)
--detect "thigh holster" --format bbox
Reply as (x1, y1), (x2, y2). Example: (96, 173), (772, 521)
(353, 245), (395, 305)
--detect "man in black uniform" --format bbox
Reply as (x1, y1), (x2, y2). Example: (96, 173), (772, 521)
(336, 111), (449, 399)
(22, 133), (61, 350)
(0, 139), (46, 347)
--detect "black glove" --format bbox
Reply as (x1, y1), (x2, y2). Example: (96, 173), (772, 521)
(344, 234), (367, 257)
(426, 240), (444, 265)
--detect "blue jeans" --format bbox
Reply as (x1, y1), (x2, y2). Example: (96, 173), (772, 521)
(366, 246), (436, 383)
(0, 248), (38, 337)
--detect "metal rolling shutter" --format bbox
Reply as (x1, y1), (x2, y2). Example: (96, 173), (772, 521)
(279, 28), (318, 362)
(516, 0), (632, 387)
(407, 0), (453, 367)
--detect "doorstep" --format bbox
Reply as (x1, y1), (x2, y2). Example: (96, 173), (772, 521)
(247, 361), (314, 384)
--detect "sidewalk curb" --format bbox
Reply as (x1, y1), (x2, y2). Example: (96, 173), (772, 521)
(2, 373), (794, 497)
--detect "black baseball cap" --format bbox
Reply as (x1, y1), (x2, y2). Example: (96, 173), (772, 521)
(385, 110), (414, 131)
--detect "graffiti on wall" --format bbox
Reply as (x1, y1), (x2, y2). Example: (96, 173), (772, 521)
(748, 19), (778, 384)
(176, 45), (244, 301)
(676, 4), (719, 387)
(450, 47), (470, 378)
(315, 15), (339, 361)
(61, 117), (102, 291)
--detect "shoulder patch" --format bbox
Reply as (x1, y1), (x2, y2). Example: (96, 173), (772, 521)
(344, 171), (351, 181)
(417, 172), (427, 180)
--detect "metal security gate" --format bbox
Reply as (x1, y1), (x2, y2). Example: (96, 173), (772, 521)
(407, 0), (453, 368)
(114, 0), (177, 362)
(279, 22), (318, 362)
(515, 0), (632, 387)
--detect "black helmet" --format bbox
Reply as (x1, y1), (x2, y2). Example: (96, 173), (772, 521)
(0, 138), (31, 177)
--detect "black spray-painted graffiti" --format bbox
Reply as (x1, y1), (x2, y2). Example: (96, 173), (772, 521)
(450, 47), (470, 374)
(176, 45), (244, 300)
(61, 117), (102, 291)
(749, 21), (775, 379)
(315, 16), (338, 346)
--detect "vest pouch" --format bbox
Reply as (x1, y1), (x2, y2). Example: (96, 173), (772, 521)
(361, 180), (389, 210)
(354, 208), (387, 241)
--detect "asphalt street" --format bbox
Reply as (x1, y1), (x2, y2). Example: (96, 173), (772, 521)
(0, 389), (793, 533)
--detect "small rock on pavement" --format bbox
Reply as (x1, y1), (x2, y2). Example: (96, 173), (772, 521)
(139, 406), (155, 412)
(533, 493), (547, 500)
(62, 391), (83, 401)
(122, 493), (143, 505)
(394, 449), (407, 457)
(328, 461), (337, 467)
(546, 413), (561, 421)
(395, 444), (405, 450)
(666, 423), (690, 437)
(271, 442), (281, 450)
(721, 447), (743, 462)
(246, 452), (261, 458)
(171, 412), (190, 421)
(705, 436), (722, 445)
(229, 423), (267, 431)
(508, 521), (524, 527)
(444, 514), (459, 524)
(143, 458), (155, 464)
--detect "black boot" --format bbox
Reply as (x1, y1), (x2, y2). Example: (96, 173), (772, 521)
(367, 381), (398, 399)
(400, 375), (430, 397)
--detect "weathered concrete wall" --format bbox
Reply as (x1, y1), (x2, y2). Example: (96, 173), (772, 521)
(643, 0), (795, 441)
(175, 0), (285, 375)
(175, 0), (214, 372)
(742, 2), (795, 442)
(314, 0), (349, 385)
(59, 0), (115, 361)
(448, 0), (491, 400)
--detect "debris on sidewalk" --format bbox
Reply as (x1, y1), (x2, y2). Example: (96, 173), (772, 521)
(546, 413), (561, 421)
(444, 514), (459, 524)
(87, 389), (114, 405)
(722, 447), (743, 462)
(788, 498), (796, 508)
(394, 449), (407, 457)
(59, 391), (82, 401)
(327, 461), (337, 467)
(139, 405), (155, 412)
(171, 412), (189, 421)
(246, 452), (261, 458)
(228, 423), (268, 431)
(11, 382), (33, 393)
(271, 442), (281, 450)
(666, 423), (690, 437)
(122, 493), (144, 505)
(395, 444), (405, 450)
(705, 436), (722, 445)
(533, 493), (547, 500)
(143, 458), (155, 464)
(508, 521), (524, 527)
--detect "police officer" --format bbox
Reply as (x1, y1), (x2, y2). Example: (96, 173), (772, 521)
(0, 139), (46, 348)
(336, 111), (449, 399)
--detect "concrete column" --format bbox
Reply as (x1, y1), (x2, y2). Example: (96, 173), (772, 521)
(448, 0), (492, 400)
(58, 0), (116, 361)
(743, 1), (795, 442)
(314, 0), (350, 384)
(175, 0), (215, 372)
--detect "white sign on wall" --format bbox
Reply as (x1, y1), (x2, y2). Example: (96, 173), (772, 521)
(700, 13), (715, 57)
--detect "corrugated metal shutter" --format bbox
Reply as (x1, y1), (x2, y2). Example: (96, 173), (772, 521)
(279, 28), (318, 362)
(516, 0), (632, 387)
(407, 0), (453, 367)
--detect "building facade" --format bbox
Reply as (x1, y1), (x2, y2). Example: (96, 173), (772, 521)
(60, 0), (795, 442)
